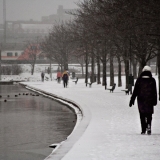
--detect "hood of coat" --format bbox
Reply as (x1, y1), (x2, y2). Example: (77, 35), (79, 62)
(140, 71), (152, 78)
(140, 66), (152, 78)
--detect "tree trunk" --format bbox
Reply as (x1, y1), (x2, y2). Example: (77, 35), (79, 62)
(0, 50), (1, 81)
(140, 59), (146, 71)
(110, 53), (114, 86)
(97, 55), (101, 84)
(63, 60), (68, 70)
(91, 51), (95, 83)
(157, 40), (160, 97)
(31, 63), (35, 75)
(50, 60), (52, 81)
(85, 49), (89, 85)
(124, 60), (129, 89)
(138, 59), (146, 77)
(117, 56), (122, 87)
(63, 51), (68, 70)
(81, 63), (84, 78)
(102, 52), (107, 89)
(156, 56), (158, 75)
(133, 58), (137, 79)
(124, 49), (129, 89)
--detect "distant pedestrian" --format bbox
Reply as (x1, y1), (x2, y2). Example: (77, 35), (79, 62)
(41, 71), (45, 82)
(62, 71), (69, 88)
(129, 66), (157, 135)
(57, 71), (62, 83)
(47, 67), (50, 74)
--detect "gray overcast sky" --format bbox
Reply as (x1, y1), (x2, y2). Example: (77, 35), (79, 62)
(0, 0), (80, 23)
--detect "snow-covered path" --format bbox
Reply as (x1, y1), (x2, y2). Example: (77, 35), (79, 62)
(21, 76), (160, 160)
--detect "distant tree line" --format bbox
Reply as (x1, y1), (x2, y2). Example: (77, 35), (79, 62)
(41, 0), (160, 90)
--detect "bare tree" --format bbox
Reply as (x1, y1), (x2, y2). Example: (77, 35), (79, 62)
(19, 41), (40, 75)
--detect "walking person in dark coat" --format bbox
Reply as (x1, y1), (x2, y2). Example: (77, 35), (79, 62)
(41, 71), (45, 82)
(129, 66), (157, 135)
(62, 71), (69, 88)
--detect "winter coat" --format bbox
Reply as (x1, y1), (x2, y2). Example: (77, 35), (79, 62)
(130, 71), (157, 114)
(57, 72), (62, 78)
(62, 71), (69, 81)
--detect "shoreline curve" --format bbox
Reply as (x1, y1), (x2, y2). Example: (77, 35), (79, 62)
(20, 83), (91, 160)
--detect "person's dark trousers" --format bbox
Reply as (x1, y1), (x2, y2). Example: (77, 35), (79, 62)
(63, 80), (68, 88)
(139, 112), (152, 133)
(57, 77), (60, 83)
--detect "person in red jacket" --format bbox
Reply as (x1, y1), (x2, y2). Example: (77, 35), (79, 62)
(57, 71), (62, 83)
(129, 66), (157, 135)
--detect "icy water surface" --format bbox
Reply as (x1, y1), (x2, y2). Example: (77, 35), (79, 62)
(0, 84), (76, 160)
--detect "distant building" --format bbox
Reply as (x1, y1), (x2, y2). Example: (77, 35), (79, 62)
(0, 5), (75, 64)
(6, 21), (53, 35)
(41, 5), (74, 23)
(0, 42), (24, 61)
(1, 50), (24, 61)
(0, 42), (48, 63)
(0, 5), (75, 44)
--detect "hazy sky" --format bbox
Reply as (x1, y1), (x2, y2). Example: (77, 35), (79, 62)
(0, 0), (80, 23)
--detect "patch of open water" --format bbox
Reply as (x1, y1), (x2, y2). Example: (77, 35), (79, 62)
(0, 84), (76, 160)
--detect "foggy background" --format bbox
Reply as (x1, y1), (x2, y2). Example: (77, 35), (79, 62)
(0, 0), (79, 24)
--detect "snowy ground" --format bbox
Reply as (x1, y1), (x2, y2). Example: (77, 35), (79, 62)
(19, 74), (160, 160)
(1, 72), (53, 82)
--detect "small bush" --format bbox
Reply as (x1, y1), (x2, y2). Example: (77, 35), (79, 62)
(12, 64), (23, 75)
(1, 64), (23, 75)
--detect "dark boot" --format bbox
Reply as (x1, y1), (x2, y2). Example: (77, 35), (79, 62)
(147, 124), (151, 135)
(140, 114), (147, 135)
(146, 114), (152, 135)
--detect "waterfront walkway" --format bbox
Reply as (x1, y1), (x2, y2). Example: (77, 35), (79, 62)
(21, 76), (160, 160)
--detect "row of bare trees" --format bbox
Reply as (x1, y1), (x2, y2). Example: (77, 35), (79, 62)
(41, 0), (160, 90)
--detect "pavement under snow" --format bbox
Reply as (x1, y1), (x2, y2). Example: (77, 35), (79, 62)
(20, 76), (160, 160)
